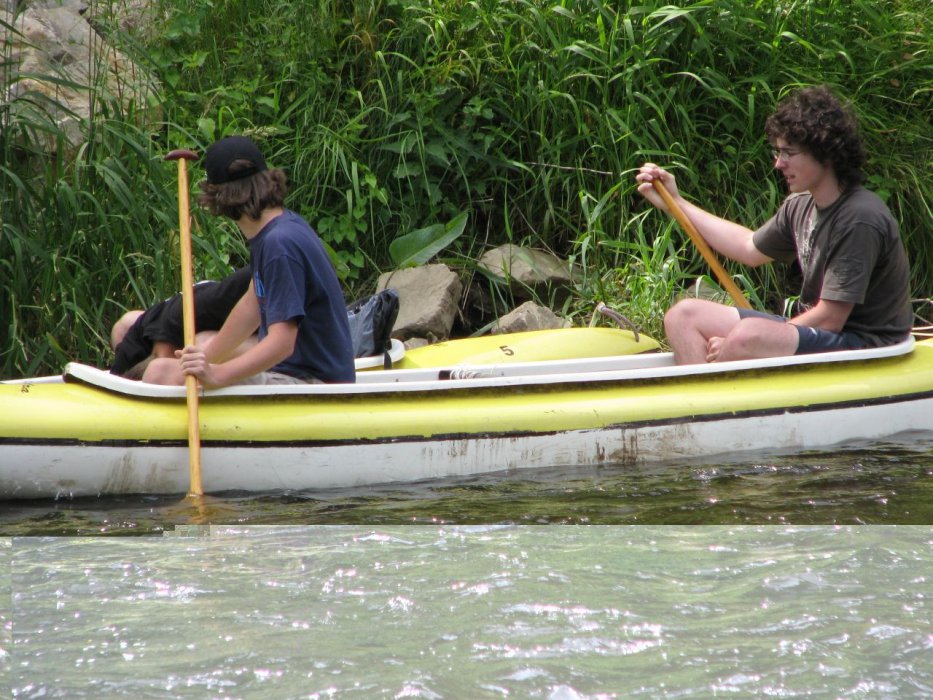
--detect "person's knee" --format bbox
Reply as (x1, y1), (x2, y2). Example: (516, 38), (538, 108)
(141, 357), (182, 385)
(110, 310), (144, 350)
(664, 298), (704, 332)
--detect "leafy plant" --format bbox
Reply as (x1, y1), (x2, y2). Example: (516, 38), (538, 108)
(1, 0), (930, 377)
(388, 211), (469, 268)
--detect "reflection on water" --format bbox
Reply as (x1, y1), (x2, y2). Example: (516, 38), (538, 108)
(1, 434), (932, 536)
(4, 526), (933, 698)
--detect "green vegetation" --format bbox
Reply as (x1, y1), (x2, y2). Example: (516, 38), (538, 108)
(2, 0), (930, 378)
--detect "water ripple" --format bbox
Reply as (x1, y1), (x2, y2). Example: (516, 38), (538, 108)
(4, 526), (932, 698)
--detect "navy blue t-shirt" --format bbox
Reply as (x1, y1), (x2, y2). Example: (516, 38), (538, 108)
(249, 210), (355, 383)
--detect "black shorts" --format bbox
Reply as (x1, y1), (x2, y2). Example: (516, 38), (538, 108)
(737, 308), (867, 355)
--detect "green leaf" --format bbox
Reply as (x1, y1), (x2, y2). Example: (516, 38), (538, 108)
(389, 211), (468, 268)
(197, 117), (216, 142)
(319, 238), (350, 281)
(424, 141), (450, 166)
(392, 161), (421, 179)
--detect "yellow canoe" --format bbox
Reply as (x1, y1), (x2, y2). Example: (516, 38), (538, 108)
(1, 328), (930, 499)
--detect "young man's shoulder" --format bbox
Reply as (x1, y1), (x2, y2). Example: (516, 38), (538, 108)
(271, 208), (311, 229)
(774, 192), (815, 224)
(783, 187), (891, 222)
(841, 186), (888, 209)
(780, 191), (813, 210)
(833, 187), (897, 225)
(261, 210), (319, 244)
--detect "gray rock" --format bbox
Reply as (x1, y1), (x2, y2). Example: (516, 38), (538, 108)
(477, 243), (580, 301)
(492, 301), (570, 334)
(376, 264), (463, 343)
(403, 337), (430, 350)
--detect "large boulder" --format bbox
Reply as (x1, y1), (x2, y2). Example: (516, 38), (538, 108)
(3, 0), (160, 151)
(478, 244), (580, 302)
(376, 264), (463, 343)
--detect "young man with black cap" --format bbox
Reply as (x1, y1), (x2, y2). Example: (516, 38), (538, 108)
(143, 135), (355, 387)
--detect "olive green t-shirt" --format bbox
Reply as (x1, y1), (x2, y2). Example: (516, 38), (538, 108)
(753, 187), (912, 347)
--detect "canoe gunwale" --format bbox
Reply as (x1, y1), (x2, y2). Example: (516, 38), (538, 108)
(48, 335), (918, 399)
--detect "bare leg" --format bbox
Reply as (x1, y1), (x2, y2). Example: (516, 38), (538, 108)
(110, 310), (144, 350)
(713, 317), (799, 361)
(142, 334), (259, 385)
(141, 357), (185, 385)
(664, 299), (741, 364)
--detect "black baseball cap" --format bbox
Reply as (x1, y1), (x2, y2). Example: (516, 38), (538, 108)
(204, 136), (268, 184)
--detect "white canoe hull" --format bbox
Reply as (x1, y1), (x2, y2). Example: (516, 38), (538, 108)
(2, 398), (932, 499)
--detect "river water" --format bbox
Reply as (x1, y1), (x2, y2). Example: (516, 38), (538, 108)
(2, 435), (933, 696)
(3, 525), (933, 698)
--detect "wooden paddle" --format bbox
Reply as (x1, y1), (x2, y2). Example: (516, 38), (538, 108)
(165, 149), (204, 497)
(651, 179), (752, 309)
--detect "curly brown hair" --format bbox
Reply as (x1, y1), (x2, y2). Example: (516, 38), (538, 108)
(765, 85), (866, 190)
(197, 163), (288, 221)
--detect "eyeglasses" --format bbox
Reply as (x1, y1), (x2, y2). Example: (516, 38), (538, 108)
(771, 147), (804, 162)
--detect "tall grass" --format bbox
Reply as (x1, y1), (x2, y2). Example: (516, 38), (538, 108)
(148, 0), (929, 315)
(1, 7), (238, 376)
(2, 0), (930, 378)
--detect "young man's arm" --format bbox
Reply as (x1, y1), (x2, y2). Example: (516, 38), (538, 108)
(175, 280), (297, 389)
(635, 163), (772, 267)
(788, 299), (855, 333)
(179, 319), (298, 388)
(201, 284), (260, 363)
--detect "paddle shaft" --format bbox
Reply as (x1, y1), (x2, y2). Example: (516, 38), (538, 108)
(652, 180), (752, 309)
(165, 149), (203, 497)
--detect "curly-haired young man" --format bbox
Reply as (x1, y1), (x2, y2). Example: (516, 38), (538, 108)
(635, 85), (912, 364)
(143, 135), (355, 387)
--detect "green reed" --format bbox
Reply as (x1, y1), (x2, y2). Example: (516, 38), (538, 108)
(1, 14), (237, 376)
(1, 0), (930, 378)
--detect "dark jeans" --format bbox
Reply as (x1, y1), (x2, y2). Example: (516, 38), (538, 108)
(737, 308), (867, 355)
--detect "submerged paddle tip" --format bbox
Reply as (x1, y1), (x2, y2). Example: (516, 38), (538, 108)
(166, 149), (199, 162)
